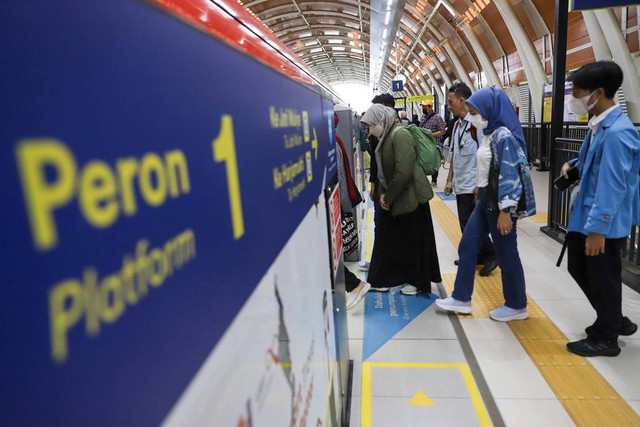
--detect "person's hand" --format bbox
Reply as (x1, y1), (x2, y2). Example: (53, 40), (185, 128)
(473, 187), (479, 204)
(380, 194), (390, 211)
(444, 180), (453, 196)
(569, 179), (581, 191)
(561, 162), (572, 179)
(585, 233), (605, 256)
(497, 211), (513, 235)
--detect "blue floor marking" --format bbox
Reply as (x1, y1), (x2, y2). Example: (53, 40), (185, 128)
(363, 289), (438, 360)
(435, 191), (457, 201)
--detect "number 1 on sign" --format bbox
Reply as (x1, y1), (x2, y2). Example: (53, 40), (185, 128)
(213, 115), (245, 239)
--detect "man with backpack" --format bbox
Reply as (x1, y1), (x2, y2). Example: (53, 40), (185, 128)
(419, 101), (447, 187)
(444, 83), (497, 276)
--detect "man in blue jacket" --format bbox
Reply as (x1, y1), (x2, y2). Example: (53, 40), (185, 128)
(561, 61), (640, 357)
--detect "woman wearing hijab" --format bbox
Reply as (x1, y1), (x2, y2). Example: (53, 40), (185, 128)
(435, 88), (536, 321)
(361, 104), (442, 295)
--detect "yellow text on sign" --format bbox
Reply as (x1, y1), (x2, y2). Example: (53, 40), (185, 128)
(49, 228), (196, 362)
(213, 115), (245, 239)
(361, 362), (491, 427)
(15, 139), (191, 251)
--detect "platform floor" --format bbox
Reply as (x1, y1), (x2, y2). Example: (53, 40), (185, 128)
(346, 168), (640, 427)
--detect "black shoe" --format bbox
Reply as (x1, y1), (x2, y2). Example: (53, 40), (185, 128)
(566, 338), (621, 357)
(454, 259), (459, 266)
(479, 260), (498, 276)
(585, 319), (638, 337)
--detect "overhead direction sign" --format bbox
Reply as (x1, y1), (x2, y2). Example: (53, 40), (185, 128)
(570, 0), (639, 11)
(392, 80), (404, 92)
(407, 95), (433, 103)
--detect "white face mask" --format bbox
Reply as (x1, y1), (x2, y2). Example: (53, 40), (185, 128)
(568, 91), (599, 116)
(369, 124), (384, 138)
(468, 113), (488, 132)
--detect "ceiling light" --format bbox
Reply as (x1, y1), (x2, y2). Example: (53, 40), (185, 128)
(383, 28), (388, 38)
(385, 11), (391, 25)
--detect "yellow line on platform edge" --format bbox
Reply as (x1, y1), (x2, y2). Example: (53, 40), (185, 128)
(361, 362), (372, 427)
(361, 362), (491, 427)
(429, 195), (640, 425)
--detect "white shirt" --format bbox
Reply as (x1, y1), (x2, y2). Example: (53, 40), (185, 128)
(451, 117), (478, 194)
(476, 133), (493, 188)
(588, 104), (618, 144)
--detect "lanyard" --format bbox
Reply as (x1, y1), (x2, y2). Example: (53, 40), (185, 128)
(454, 119), (470, 152)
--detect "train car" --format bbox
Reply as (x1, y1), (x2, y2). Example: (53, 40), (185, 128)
(0, 0), (353, 425)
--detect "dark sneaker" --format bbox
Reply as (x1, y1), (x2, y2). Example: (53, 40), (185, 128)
(479, 260), (498, 276)
(585, 319), (638, 337)
(566, 338), (621, 357)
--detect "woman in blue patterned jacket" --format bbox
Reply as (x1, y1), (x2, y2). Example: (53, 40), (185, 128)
(436, 87), (536, 322)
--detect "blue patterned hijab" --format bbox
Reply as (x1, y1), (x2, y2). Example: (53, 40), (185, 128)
(466, 87), (527, 155)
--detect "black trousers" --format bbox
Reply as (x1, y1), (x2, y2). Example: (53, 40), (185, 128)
(344, 266), (360, 293)
(567, 232), (626, 342)
(431, 171), (439, 184)
(456, 193), (496, 263)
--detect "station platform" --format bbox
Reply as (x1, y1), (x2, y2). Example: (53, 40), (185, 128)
(346, 168), (640, 426)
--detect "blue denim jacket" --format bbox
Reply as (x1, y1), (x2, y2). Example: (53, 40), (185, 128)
(568, 106), (640, 238)
(490, 127), (536, 218)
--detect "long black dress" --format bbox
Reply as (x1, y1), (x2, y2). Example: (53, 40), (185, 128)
(367, 202), (442, 293)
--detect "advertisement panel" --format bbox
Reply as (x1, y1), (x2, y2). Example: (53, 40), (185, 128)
(0, 0), (338, 425)
(542, 82), (588, 123)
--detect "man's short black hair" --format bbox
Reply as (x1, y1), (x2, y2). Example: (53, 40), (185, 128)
(568, 61), (623, 99)
(371, 95), (382, 104)
(379, 93), (396, 108)
(448, 82), (472, 100)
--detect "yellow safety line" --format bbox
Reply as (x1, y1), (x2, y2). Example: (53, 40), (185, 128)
(361, 362), (491, 427)
(361, 362), (372, 427)
(365, 230), (372, 263)
(430, 195), (640, 425)
(459, 363), (492, 427)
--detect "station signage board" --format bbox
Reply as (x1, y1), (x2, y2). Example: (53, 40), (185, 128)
(570, 0), (639, 11)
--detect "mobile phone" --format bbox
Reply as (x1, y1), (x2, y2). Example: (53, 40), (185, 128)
(554, 165), (580, 191)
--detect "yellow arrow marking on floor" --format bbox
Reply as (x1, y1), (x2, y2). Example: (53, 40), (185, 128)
(409, 390), (434, 406)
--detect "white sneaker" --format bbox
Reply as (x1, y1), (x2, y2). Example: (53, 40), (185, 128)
(489, 305), (528, 322)
(347, 282), (371, 310)
(358, 264), (370, 271)
(369, 286), (390, 292)
(435, 297), (472, 314)
(400, 284), (419, 295)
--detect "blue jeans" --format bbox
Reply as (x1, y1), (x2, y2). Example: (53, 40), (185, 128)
(452, 188), (527, 309)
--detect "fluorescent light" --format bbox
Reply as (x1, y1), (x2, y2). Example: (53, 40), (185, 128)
(383, 28), (388, 38)
(385, 11), (391, 25)
(387, 0), (393, 6)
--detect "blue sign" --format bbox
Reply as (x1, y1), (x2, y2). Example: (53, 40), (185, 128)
(363, 290), (437, 360)
(392, 80), (404, 92)
(570, 0), (639, 10)
(0, 0), (334, 425)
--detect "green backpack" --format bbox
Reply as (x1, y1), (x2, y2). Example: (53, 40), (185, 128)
(391, 124), (443, 176)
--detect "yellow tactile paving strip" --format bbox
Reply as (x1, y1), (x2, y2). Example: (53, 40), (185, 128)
(430, 195), (640, 425)
(529, 211), (549, 224)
